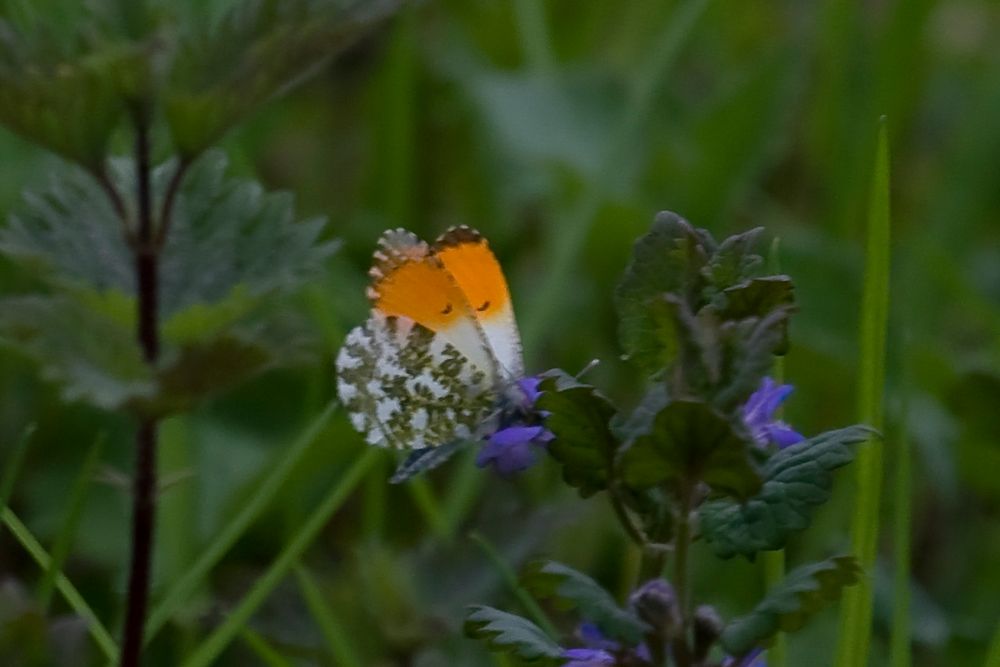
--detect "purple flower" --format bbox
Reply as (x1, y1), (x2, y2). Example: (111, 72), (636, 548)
(723, 648), (766, 667)
(476, 375), (555, 475)
(742, 377), (804, 449)
(476, 425), (553, 475)
(561, 648), (617, 666)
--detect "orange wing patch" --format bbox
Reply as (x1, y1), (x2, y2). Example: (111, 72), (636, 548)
(433, 227), (512, 321)
(371, 259), (471, 332)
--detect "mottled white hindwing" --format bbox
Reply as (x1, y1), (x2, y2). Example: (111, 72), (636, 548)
(335, 312), (498, 449)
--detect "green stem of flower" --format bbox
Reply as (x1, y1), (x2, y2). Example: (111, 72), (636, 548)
(671, 482), (695, 667)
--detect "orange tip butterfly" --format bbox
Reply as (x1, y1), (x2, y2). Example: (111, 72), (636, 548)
(335, 226), (529, 477)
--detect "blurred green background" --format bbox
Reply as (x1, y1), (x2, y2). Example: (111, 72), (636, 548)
(1, 0), (999, 665)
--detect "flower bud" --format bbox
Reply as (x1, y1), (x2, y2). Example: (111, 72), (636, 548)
(693, 604), (725, 660)
(628, 578), (681, 636)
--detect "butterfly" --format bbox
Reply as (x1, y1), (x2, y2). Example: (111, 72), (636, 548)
(335, 226), (531, 475)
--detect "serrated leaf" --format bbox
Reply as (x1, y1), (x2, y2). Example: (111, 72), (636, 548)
(719, 276), (795, 321)
(166, 0), (397, 157)
(720, 556), (862, 656)
(536, 377), (619, 497)
(463, 605), (562, 662)
(389, 440), (469, 484)
(615, 211), (711, 375)
(618, 399), (761, 499)
(0, 20), (129, 169)
(711, 307), (793, 412)
(522, 561), (649, 645)
(703, 227), (765, 289)
(0, 295), (153, 411)
(699, 425), (877, 559)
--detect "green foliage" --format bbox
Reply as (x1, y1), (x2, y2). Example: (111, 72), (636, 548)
(721, 556), (861, 657)
(0, 151), (335, 416)
(166, 0), (397, 157)
(618, 399), (762, 499)
(463, 606), (562, 663)
(536, 374), (619, 497)
(699, 426), (876, 559)
(615, 211), (795, 412)
(522, 560), (649, 645)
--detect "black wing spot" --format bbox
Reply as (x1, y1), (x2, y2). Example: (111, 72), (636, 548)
(441, 303), (453, 315)
(477, 300), (491, 312)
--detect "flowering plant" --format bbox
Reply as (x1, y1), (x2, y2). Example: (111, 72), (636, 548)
(461, 213), (876, 666)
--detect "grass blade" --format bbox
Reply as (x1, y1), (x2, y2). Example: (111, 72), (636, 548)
(294, 565), (364, 667)
(240, 628), (294, 667)
(179, 448), (379, 667)
(407, 476), (451, 541)
(835, 117), (892, 667)
(0, 423), (36, 540)
(468, 531), (558, 639)
(38, 432), (104, 611)
(986, 622), (1000, 667)
(1, 507), (118, 660)
(145, 401), (339, 643)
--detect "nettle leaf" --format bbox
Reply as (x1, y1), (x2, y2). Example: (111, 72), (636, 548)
(618, 399), (761, 500)
(0, 152), (334, 416)
(615, 211), (712, 375)
(536, 375), (619, 497)
(463, 605), (562, 663)
(156, 150), (339, 315)
(720, 556), (862, 656)
(166, 0), (397, 157)
(699, 425), (877, 559)
(0, 295), (153, 411)
(0, 19), (129, 170)
(522, 560), (649, 645)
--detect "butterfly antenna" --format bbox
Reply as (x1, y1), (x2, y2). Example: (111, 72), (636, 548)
(575, 358), (600, 380)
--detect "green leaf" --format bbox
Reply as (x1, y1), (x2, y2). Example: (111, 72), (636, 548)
(536, 376), (619, 497)
(522, 560), (649, 645)
(618, 399), (761, 499)
(463, 605), (562, 663)
(699, 425), (877, 559)
(0, 20), (129, 169)
(719, 276), (795, 321)
(0, 295), (153, 411)
(702, 226), (765, 289)
(166, 0), (397, 157)
(721, 555), (862, 657)
(711, 307), (794, 411)
(615, 211), (712, 375)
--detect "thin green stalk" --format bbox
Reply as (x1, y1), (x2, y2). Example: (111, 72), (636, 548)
(38, 433), (105, 611)
(835, 117), (892, 667)
(293, 565), (364, 667)
(468, 531), (558, 639)
(240, 629), (294, 667)
(2, 507), (118, 660)
(442, 449), (484, 533)
(407, 476), (451, 541)
(985, 621), (1000, 667)
(670, 484), (694, 667)
(0, 423), (36, 539)
(521, 0), (713, 350)
(180, 449), (379, 667)
(512, 0), (554, 72)
(891, 348), (913, 667)
(145, 402), (338, 643)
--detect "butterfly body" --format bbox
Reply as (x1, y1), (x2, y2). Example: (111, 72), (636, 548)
(336, 226), (524, 452)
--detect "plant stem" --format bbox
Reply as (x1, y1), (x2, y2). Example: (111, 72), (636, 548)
(121, 110), (161, 667)
(671, 483), (694, 667)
